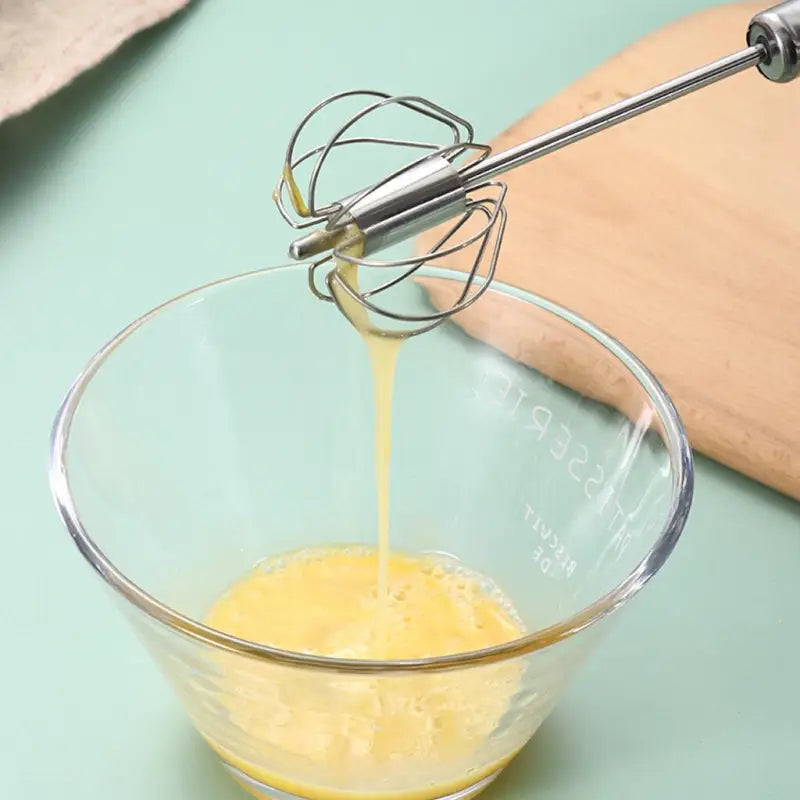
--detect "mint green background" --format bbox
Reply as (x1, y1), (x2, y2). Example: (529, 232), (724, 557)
(1, 0), (798, 797)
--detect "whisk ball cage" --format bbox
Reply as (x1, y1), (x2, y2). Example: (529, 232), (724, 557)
(272, 91), (508, 333)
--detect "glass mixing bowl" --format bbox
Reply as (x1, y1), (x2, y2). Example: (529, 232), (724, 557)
(49, 265), (693, 800)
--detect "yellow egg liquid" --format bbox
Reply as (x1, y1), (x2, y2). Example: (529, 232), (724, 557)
(205, 549), (524, 799)
(202, 251), (525, 798)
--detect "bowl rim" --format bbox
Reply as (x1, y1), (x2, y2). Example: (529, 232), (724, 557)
(49, 263), (693, 674)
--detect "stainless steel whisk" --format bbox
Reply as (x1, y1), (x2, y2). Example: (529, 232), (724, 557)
(274, 1), (799, 331)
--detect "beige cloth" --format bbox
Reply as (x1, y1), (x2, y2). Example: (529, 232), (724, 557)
(0, 0), (191, 123)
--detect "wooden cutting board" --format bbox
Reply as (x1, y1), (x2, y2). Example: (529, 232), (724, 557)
(419, 1), (800, 501)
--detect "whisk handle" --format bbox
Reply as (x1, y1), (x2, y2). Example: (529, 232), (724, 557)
(749, 0), (800, 82)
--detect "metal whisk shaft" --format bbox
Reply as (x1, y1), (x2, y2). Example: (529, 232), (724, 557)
(459, 45), (766, 188)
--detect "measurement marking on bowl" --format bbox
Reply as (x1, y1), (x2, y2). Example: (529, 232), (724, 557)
(523, 504), (577, 578)
(471, 366), (618, 498)
(471, 364), (672, 575)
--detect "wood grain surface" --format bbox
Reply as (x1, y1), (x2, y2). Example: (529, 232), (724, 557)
(419, 2), (800, 500)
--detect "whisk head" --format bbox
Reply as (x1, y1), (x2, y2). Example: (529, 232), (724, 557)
(273, 90), (507, 333)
